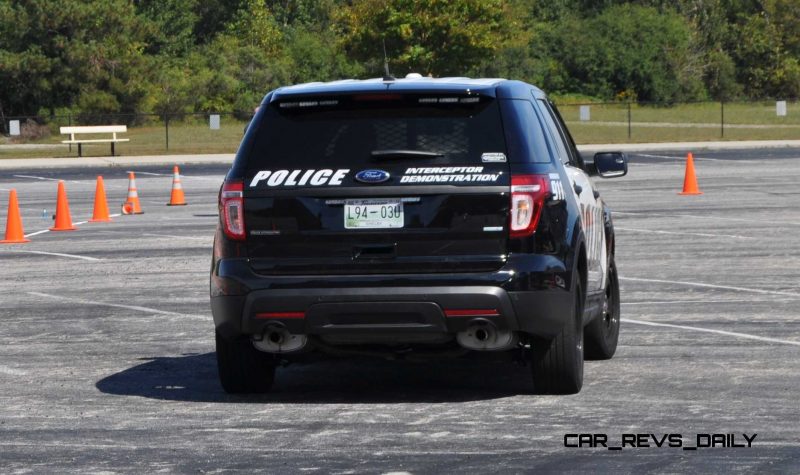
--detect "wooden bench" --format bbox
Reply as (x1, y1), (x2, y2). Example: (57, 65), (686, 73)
(60, 125), (129, 157)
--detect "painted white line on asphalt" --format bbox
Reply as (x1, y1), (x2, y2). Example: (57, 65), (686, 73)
(620, 276), (800, 298)
(12, 174), (61, 182)
(132, 171), (170, 176)
(0, 443), (547, 454)
(622, 299), (799, 305)
(614, 211), (800, 227)
(634, 153), (681, 159)
(22, 213), (122, 238)
(23, 229), (51, 237)
(624, 318), (800, 347)
(182, 175), (224, 181)
(156, 215), (218, 220)
(615, 226), (753, 240)
(0, 365), (27, 376)
(133, 171), (218, 180)
(12, 175), (86, 184)
(1, 250), (101, 261)
(142, 233), (212, 240)
(635, 153), (724, 162)
(28, 291), (206, 320)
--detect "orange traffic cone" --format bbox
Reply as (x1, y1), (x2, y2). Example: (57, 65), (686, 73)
(122, 171), (144, 214)
(1, 189), (30, 244)
(679, 152), (703, 195)
(89, 176), (112, 222)
(50, 180), (77, 231)
(167, 165), (187, 206)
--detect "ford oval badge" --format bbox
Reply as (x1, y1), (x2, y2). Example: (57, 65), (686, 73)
(355, 169), (390, 184)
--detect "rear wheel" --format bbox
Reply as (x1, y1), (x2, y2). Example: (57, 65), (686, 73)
(530, 278), (584, 394)
(216, 331), (276, 394)
(584, 258), (620, 360)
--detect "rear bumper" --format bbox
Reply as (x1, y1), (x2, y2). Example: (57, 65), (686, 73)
(211, 255), (574, 342)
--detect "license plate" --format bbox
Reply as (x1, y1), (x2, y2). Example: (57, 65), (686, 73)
(344, 199), (404, 229)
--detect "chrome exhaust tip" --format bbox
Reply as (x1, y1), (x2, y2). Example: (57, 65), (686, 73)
(456, 319), (518, 351)
(252, 325), (308, 353)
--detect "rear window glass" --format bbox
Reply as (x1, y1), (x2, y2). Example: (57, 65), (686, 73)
(246, 94), (507, 168)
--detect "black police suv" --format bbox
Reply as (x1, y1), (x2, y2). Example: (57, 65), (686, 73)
(210, 76), (628, 395)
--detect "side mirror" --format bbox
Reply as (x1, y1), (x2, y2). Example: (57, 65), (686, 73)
(591, 152), (628, 178)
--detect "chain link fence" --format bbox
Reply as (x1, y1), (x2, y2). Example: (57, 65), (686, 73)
(555, 100), (800, 143)
(2, 101), (800, 157)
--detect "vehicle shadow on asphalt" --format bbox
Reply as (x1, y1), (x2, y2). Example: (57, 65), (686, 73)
(95, 352), (535, 403)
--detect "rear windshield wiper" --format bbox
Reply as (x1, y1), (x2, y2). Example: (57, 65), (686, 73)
(371, 149), (444, 159)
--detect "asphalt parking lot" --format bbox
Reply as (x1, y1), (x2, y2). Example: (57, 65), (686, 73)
(1, 148), (798, 473)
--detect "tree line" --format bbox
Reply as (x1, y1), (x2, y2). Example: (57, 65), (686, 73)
(1, 0), (798, 122)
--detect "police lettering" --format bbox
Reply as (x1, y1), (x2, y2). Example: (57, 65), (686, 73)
(249, 169), (350, 187)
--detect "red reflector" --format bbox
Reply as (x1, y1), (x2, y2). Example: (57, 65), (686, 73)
(255, 312), (305, 319)
(444, 309), (500, 317)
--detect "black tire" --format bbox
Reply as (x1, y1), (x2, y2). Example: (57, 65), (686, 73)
(530, 278), (585, 395)
(216, 331), (276, 394)
(584, 258), (620, 360)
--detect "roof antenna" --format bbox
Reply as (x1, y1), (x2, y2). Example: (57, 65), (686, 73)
(382, 39), (395, 82)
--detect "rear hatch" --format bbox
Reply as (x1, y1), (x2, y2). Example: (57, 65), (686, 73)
(241, 92), (510, 275)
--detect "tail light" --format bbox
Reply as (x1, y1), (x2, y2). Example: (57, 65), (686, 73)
(510, 175), (549, 239)
(220, 180), (245, 240)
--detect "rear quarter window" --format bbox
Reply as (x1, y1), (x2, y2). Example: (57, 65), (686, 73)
(498, 99), (553, 164)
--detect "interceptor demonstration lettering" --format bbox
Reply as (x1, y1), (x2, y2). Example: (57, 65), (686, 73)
(400, 166), (500, 183)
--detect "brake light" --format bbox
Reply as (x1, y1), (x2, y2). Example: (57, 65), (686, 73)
(444, 309), (500, 317)
(353, 93), (402, 101)
(510, 175), (549, 239)
(255, 312), (305, 319)
(220, 181), (245, 240)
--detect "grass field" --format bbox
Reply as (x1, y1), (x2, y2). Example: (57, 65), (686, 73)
(2, 101), (799, 159)
(0, 117), (248, 159)
(557, 100), (800, 143)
